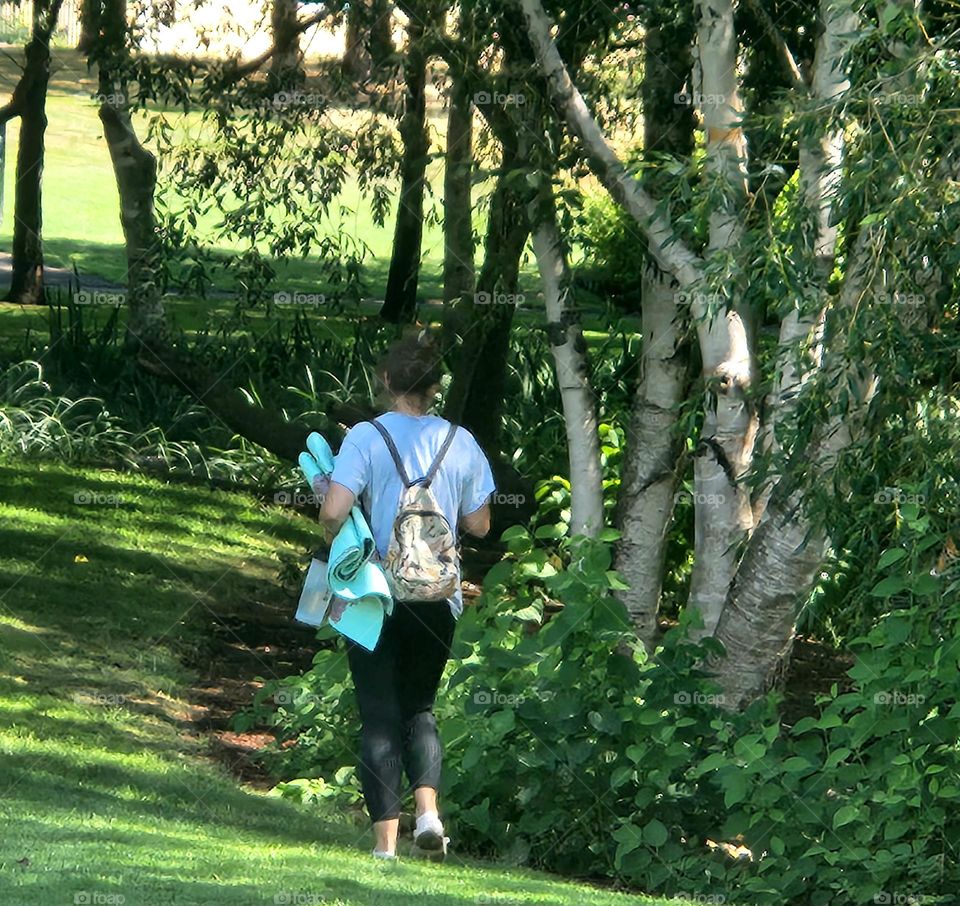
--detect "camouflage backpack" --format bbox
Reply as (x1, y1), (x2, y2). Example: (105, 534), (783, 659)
(370, 419), (460, 602)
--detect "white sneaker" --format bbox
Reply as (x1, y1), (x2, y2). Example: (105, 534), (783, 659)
(372, 849), (397, 860)
(413, 811), (449, 860)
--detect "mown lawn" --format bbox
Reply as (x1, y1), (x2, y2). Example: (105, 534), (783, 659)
(0, 460), (683, 906)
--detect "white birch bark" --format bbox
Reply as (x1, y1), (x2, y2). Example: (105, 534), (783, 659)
(615, 267), (689, 644)
(518, 0), (701, 290)
(520, 0), (754, 638)
(754, 0), (858, 524)
(531, 192), (604, 538)
(685, 0), (756, 637)
(712, 224), (879, 708)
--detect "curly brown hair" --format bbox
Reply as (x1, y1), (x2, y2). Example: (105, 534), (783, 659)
(375, 329), (444, 406)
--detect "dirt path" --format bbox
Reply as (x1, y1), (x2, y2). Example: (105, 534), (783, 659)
(181, 579), (323, 788)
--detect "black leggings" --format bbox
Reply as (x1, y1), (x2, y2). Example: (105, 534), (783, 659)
(346, 600), (456, 823)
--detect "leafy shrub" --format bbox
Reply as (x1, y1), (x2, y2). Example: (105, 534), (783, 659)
(253, 518), (959, 905)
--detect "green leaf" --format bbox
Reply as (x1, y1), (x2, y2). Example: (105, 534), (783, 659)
(724, 772), (748, 807)
(869, 576), (908, 597)
(605, 570), (631, 590)
(612, 822), (643, 854)
(512, 604), (543, 622)
(490, 709), (516, 736)
(877, 548), (908, 569)
(833, 805), (860, 829)
(643, 818), (669, 847)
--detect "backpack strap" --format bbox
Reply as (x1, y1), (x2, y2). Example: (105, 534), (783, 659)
(370, 419), (413, 488)
(423, 422), (459, 488)
(370, 419), (458, 489)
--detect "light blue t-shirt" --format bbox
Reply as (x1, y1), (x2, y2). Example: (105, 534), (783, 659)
(330, 412), (496, 618)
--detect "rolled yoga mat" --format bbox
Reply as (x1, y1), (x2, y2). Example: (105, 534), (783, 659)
(296, 432), (393, 650)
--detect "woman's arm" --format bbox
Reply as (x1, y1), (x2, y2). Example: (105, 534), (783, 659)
(319, 481), (357, 543)
(459, 501), (492, 538)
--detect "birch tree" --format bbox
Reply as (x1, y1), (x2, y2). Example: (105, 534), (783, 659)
(530, 183), (604, 537)
(516, 0), (942, 707)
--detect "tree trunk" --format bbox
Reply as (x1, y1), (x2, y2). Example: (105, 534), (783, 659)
(345, 0), (395, 78)
(685, 0), (756, 638)
(380, 10), (429, 323)
(368, 0), (394, 70)
(270, 0), (303, 85)
(712, 226), (878, 708)
(531, 186), (603, 537)
(754, 0), (857, 523)
(343, 0), (369, 79)
(616, 268), (693, 643)
(443, 121), (530, 454)
(91, 0), (348, 463)
(6, 0), (63, 306)
(77, 0), (99, 54)
(518, 0), (701, 288)
(614, 18), (695, 643)
(97, 54), (166, 339)
(442, 60), (474, 309)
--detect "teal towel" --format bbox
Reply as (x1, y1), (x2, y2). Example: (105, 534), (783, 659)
(296, 432), (393, 649)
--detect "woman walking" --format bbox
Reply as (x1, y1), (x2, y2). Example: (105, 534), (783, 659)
(319, 333), (495, 860)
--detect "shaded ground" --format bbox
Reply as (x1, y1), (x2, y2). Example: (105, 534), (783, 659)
(180, 535), (498, 790)
(781, 635), (855, 726)
(0, 252), (125, 294)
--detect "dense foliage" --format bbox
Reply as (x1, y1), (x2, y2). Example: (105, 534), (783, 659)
(246, 510), (958, 905)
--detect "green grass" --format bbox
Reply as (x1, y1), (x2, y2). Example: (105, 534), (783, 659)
(0, 460), (682, 905)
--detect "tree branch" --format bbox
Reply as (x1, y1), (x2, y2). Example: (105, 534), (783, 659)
(517, 0), (702, 288)
(228, 9), (329, 80)
(742, 0), (808, 92)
